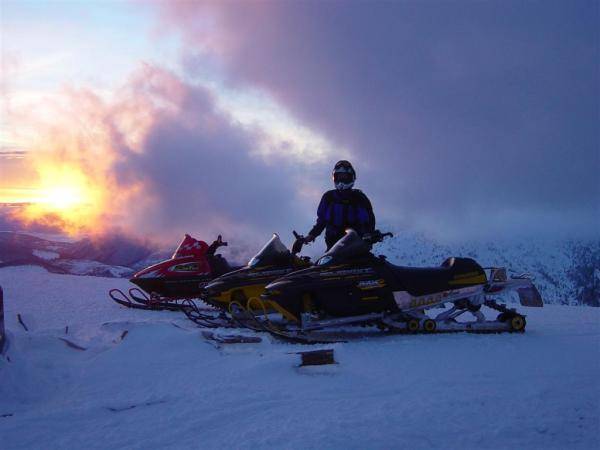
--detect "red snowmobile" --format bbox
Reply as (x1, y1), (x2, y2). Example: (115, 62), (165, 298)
(109, 234), (234, 310)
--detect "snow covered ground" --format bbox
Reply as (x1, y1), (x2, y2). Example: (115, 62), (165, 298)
(0, 266), (598, 450)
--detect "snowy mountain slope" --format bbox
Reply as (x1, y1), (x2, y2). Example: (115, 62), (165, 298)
(0, 266), (598, 450)
(0, 232), (137, 278)
(1, 230), (598, 305)
(64, 234), (155, 267)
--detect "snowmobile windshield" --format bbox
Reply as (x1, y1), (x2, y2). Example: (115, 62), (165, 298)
(248, 234), (291, 268)
(172, 234), (208, 259)
(317, 229), (370, 266)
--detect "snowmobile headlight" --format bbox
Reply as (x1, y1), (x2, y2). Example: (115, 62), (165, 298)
(317, 255), (333, 266)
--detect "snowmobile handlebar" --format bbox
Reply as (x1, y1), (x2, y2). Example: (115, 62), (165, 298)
(291, 230), (306, 255)
(207, 235), (228, 255)
(363, 230), (393, 244)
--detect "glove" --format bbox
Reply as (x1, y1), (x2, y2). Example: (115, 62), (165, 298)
(304, 234), (315, 243)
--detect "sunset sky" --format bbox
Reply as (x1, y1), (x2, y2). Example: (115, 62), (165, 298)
(1, 0), (598, 245)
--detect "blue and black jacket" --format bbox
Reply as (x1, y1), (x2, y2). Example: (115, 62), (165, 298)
(309, 189), (375, 249)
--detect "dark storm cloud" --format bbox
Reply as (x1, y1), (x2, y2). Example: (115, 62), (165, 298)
(110, 66), (305, 244)
(158, 0), (599, 238)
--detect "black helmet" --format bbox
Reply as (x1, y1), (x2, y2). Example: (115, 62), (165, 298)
(332, 160), (355, 190)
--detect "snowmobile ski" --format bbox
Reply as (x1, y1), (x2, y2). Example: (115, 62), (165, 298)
(109, 288), (189, 311)
(179, 300), (236, 328)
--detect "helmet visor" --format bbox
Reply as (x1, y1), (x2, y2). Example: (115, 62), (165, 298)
(333, 172), (354, 184)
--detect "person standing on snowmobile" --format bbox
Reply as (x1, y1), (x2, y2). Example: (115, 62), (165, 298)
(304, 160), (375, 250)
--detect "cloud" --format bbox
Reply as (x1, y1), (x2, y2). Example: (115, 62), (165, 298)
(155, 0), (600, 239)
(110, 65), (308, 241)
(0, 150), (26, 159)
(2, 64), (322, 250)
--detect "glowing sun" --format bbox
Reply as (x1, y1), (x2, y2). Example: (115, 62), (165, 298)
(16, 163), (107, 234)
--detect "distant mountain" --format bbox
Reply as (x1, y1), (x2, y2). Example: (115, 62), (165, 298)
(376, 227), (600, 307)
(0, 232), (148, 278)
(63, 234), (156, 267)
(0, 230), (598, 306)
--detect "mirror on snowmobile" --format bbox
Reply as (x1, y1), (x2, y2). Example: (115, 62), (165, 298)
(291, 230), (305, 255)
(207, 235), (228, 255)
(362, 230), (393, 244)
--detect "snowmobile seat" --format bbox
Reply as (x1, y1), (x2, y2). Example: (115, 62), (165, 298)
(388, 257), (486, 297)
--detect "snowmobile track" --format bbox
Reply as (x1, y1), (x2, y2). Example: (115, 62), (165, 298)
(227, 298), (528, 344)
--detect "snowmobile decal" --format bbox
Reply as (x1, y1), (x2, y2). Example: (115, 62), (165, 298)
(393, 290), (446, 309)
(250, 269), (293, 278)
(357, 279), (386, 290)
(393, 285), (481, 310)
(319, 268), (375, 277)
(169, 263), (205, 273)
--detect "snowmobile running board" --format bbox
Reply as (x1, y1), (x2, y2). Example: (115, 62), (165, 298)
(300, 312), (384, 331)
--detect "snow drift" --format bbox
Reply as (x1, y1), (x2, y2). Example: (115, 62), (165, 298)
(0, 266), (598, 449)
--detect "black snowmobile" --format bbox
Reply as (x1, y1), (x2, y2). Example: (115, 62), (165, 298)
(197, 232), (311, 319)
(253, 229), (543, 342)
